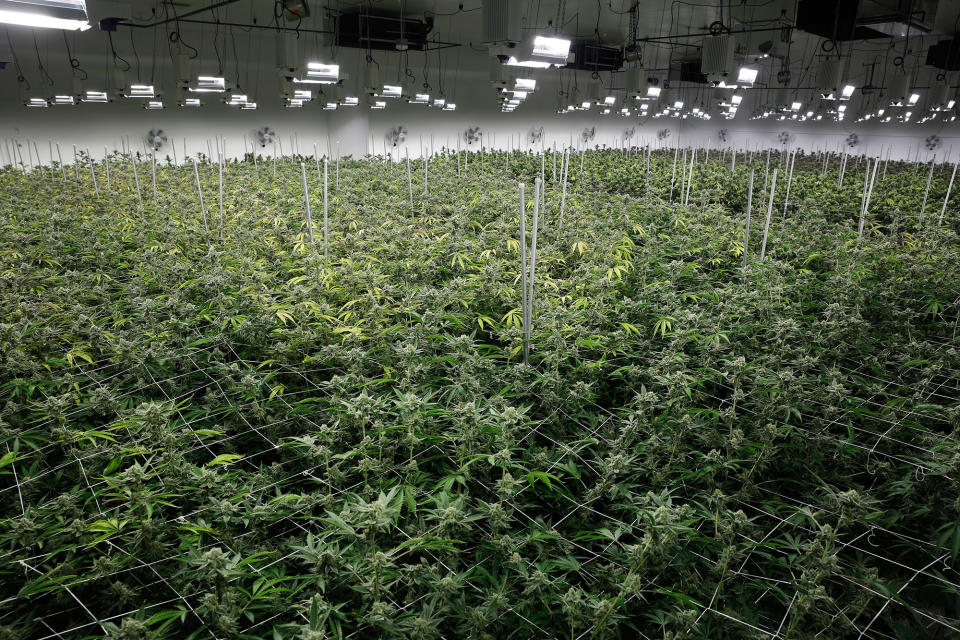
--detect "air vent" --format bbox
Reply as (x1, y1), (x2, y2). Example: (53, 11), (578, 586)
(797, 0), (936, 41)
(481, 0), (523, 45)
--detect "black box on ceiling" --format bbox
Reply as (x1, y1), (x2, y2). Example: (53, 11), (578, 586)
(567, 41), (624, 72)
(667, 60), (707, 84)
(927, 38), (960, 71)
(797, 0), (885, 40)
(335, 12), (433, 51)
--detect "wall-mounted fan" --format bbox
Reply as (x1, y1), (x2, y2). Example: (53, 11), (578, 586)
(387, 126), (408, 147)
(256, 127), (276, 147)
(657, 128), (671, 141)
(926, 135), (941, 151)
(147, 129), (167, 152)
(718, 128), (729, 143)
(846, 133), (859, 148)
(464, 126), (482, 145)
(581, 127), (596, 144)
(527, 126), (543, 145)
(623, 127), (635, 140)
(778, 131), (793, 146)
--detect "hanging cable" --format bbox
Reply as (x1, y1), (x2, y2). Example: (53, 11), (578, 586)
(63, 32), (86, 80)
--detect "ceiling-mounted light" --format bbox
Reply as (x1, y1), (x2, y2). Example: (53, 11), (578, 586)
(296, 62), (339, 84)
(227, 94), (249, 106)
(737, 67), (758, 87)
(841, 84), (855, 100)
(145, 100), (164, 110)
(182, 97), (202, 107)
(604, 95), (616, 105)
(190, 76), (226, 93)
(341, 96), (359, 106)
(286, 99), (305, 108)
(514, 77), (536, 92)
(791, 101), (802, 111)
(0, 0), (90, 31)
(52, 94), (75, 105)
(371, 100), (386, 109)
(908, 93), (919, 106)
(531, 35), (571, 63)
(410, 92), (430, 104)
(125, 84), (156, 98)
(240, 102), (257, 110)
(25, 97), (48, 107)
(646, 86), (661, 98)
(442, 102), (456, 111)
(82, 90), (108, 103)
(380, 84), (402, 98)
(511, 90), (529, 100)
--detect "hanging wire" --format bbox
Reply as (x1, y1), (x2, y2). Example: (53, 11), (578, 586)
(62, 32), (87, 80)
(129, 25), (141, 79)
(6, 26), (28, 89)
(33, 34), (54, 86)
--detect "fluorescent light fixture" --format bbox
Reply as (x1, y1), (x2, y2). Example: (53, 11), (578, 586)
(293, 89), (312, 100)
(227, 94), (248, 105)
(82, 90), (108, 103)
(581, 101), (591, 109)
(442, 103), (456, 111)
(239, 102), (257, 110)
(380, 84), (402, 98)
(190, 76), (226, 93)
(731, 94), (743, 105)
(145, 100), (164, 110)
(25, 97), (47, 107)
(342, 96), (359, 106)
(908, 93), (919, 106)
(514, 78), (536, 91)
(841, 84), (855, 99)
(182, 97), (202, 107)
(371, 100), (386, 109)
(791, 101), (802, 111)
(0, 0), (90, 31)
(52, 94), (75, 105)
(646, 86), (661, 98)
(532, 35), (571, 62)
(286, 99), (304, 107)
(673, 100), (684, 109)
(432, 97), (446, 107)
(125, 84), (156, 98)
(296, 62), (339, 84)
(505, 57), (553, 69)
(949, 100), (956, 110)
(411, 92), (430, 104)
(511, 90), (528, 100)
(604, 95), (616, 105)
(737, 67), (758, 86)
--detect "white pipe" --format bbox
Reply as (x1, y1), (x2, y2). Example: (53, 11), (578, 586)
(743, 168), (755, 269)
(938, 161), (958, 226)
(300, 162), (315, 244)
(519, 182), (528, 365)
(323, 158), (329, 259)
(192, 158), (208, 232)
(760, 168), (779, 261)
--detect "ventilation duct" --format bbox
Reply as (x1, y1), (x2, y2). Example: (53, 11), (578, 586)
(481, 0), (523, 46)
(798, 0), (937, 41)
(335, 11), (433, 52)
(701, 35), (735, 84)
(567, 40), (624, 71)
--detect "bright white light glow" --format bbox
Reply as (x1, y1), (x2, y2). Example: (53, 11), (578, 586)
(514, 78), (536, 91)
(227, 94), (248, 105)
(646, 86), (661, 98)
(841, 84), (855, 99)
(25, 97), (47, 107)
(532, 35), (571, 61)
(604, 95), (616, 105)
(908, 93), (919, 106)
(293, 89), (311, 100)
(190, 76), (226, 93)
(0, 2), (90, 31)
(505, 57), (553, 69)
(673, 100), (684, 109)
(125, 84), (156, 98)
(511, 91), (528, 100)
(286, 99), (304, 108)
(380, 85), (402, 98)
(145, 100), (163, 110)
(791, 101), (802, 111)
(183, 97), (201, 107)
(342, 96), (359, 106)
(371, 100), (386, 109)
(411, 93), (430, 104)
(737, 67), (758, 86)
(442, 103), (456, 111)
(52, 94), (74, 105)
(731, 94), (743, 105)
(323, 102), (337, 110)
(948, 100), (956, 110)
(82, 90), (107, 103)
(640, 103), (649, 110)
(301, 63), (339, 84)
(581, 101), (591, 109)
(240, 102), (257, 110)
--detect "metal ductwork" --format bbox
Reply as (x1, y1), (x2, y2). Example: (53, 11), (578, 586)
(798, 0), (937, 41)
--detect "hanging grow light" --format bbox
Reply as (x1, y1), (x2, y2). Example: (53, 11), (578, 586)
(286, 99), (305, 108)
(0, 0), (91, 31)
(442, 102), (456, 111)
(295, 62), (339, 84)
(145, 100), (164, 110)
(240, 101), (257, 110)
(323, 102), (338, 110)
(532, 36), (571, 62)
(737, 67), (758, 87)
(646, 86), (661, 98)
(82, 90), (108, 103)
(182, 97), (202, 107)
(514, 77), (536, 92)
(341, 96), (359, 106)
(371, 100), (387, 109)
(125, 84), (156, 98)
(52, 94), (75, 105)
(25, 97), (48, 107)
(410, 92), (430, 104)
(432, 96), (446, 107)
(379, 84), (402, 98)
(227, 94), (249, 106)
(190, 76), (226, 93)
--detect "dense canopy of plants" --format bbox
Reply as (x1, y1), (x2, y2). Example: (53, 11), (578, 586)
(1, 146), (959, 639)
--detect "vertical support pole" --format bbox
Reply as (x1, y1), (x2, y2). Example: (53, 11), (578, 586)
(526, 178), (541, 364)
(919, 156), (936, 229)
(218, 153), (224, 239)
(519, 182), (528, 365)
(743, 168), (755, 269)
(56, 143), (65, 180)
(151, 150), (157, 204)
(858, 159), (871, 238)
(760, 168), (778, 261)
(782, 149), (797, 218)
(323, 158), (329, 259)
(300, 162), (315, 244)
(131, 154), (143, 213)
(938, 161), (958, 226)
(87, 154), (100, 199)
(104, 147), (111, 192)
(336, 141), (341, 189)
(406, 149), (414, 207)
(559, 148), (570, 231)
(192, 158), (208, 232)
